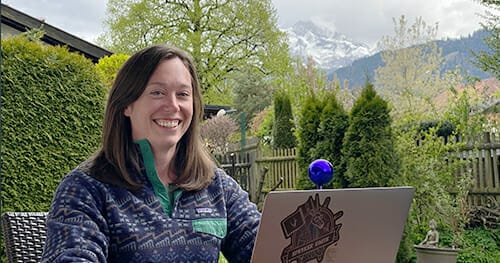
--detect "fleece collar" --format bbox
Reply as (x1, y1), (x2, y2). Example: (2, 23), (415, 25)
(134, 139), (182, 217)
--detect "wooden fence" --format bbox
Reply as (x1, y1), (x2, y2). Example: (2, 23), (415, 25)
(216, 133), (500, 208)
(454, 132), (500, 207)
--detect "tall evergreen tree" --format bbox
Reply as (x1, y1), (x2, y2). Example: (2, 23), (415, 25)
(295, 95), (325, 189)
(232, 68), (274, 127)
(342, 81), (399, 187)
(272, 90), (296, 149)
(314, 91), (349, 188)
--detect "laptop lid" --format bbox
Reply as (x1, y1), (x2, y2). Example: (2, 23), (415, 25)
(251, 187), (414, 263)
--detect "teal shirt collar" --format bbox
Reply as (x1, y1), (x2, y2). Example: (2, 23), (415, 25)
(134, 139), (182, 217)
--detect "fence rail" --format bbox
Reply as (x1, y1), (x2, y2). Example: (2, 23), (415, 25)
(216, 133), (500, 208)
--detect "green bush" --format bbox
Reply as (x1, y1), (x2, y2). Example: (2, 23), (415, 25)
(342, 81), (399, 187)
(314, 91), (349, 188)
(272, 90), (296, 149)
(95, 53), (130, 90)
(1, 35), (106, 212)
(295, 94), (325, 189)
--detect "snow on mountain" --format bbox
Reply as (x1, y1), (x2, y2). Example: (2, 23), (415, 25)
(282, 20), (373, 71)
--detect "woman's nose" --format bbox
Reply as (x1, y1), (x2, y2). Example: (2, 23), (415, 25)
(162, 93), (180, 112)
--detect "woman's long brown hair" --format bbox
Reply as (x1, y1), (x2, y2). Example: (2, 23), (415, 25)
(88, 45), (214, 191)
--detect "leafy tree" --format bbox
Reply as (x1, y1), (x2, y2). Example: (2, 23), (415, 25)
(314, 89), (349, 188)
(99, 0), (291, 102)
(295, 94), (325, 189)
(473, 0), (499, 79)
(272, 90), (296, 149)
(285, 57), (329, 117)
(374, 15), (461, 123)
(342, 81), (399, 188)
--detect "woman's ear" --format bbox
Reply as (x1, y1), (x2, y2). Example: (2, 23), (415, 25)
(124, 105), (131, 117)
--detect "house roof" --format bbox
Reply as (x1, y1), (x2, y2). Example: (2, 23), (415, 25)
(1, 3), (112, 63)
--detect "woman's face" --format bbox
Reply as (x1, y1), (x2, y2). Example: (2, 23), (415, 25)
(124, 57), (194, 153)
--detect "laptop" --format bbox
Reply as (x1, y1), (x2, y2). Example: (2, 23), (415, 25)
(251, 187), (414, 263)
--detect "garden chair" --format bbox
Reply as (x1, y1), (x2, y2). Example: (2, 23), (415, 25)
(1, 212), (48, 263)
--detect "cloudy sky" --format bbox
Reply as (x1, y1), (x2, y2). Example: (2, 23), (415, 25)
(2, 0), (491, 48)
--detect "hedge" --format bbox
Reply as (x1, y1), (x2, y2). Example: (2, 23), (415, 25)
(1, 35), (106, 213)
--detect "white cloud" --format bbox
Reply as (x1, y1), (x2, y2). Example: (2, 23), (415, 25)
(2, 0), (490, 47)
(271, 0), (489, 47)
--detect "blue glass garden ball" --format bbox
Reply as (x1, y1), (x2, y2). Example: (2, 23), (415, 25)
(308, 159), (334, 186)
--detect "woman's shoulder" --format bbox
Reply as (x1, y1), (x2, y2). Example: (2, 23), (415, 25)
(213, 168), (235, 185)
(58, 167), (108, 191)
(211, 167), (247, 194)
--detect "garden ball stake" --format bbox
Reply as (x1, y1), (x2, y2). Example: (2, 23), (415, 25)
(308, 159), (334, 189)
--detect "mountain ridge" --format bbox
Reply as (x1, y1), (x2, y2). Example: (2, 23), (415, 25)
(331, 29), (492, 88)
(282, 20), (493, 88)
(282, 20), (374, 71)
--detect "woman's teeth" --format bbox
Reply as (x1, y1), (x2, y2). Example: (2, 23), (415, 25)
(156, 120), (179, 128)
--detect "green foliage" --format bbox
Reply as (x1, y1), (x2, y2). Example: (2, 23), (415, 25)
(393, 125), (474, 260)
(1, 35), (106, 212)
(390, 79), (488, 261)
(456, 227), (500, 263)
(295, 94), (325, 190)
(399, 227), (500, 262)
(231, 68), (274, 127)
(444, 78), (490, 137)
(250, 106), (274, 146)
(95, 53), (130, 90)
(272, 90), (296, 149)
(314, 90), (349, 188)
(285, 57), (329, 117)
(203, 83), (233, 106)
(473, 0), (499, 79)
(342, 82), (399, 187)
(99, 0), (291, 100)
(417, 120), (456, 138)
(375, 15), (460, 122)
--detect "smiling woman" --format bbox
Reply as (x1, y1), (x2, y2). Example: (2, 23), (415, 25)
(124, 58), (194, 179)
(40, 44), (261, 263)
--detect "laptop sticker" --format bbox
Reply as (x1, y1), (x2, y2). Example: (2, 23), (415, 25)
(280, 193), (343, 263)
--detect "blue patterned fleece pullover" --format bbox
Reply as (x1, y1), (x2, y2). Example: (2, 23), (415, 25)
(41, 141), (261, 262)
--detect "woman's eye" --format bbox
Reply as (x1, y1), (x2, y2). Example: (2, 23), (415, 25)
(150, 90), (163, 96)
(178, 92), (190, 97)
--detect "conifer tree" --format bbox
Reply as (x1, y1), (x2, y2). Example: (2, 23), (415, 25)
(295, 95), (325, 189)
(342, 81), (399, 187)
(272, 90), (296, 149)
(315, 91), (349, 188)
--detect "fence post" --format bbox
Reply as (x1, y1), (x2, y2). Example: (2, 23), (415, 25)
(230, 153), (235, 179)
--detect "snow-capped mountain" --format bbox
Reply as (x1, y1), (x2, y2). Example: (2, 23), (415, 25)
(282, 20), (374, 72)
